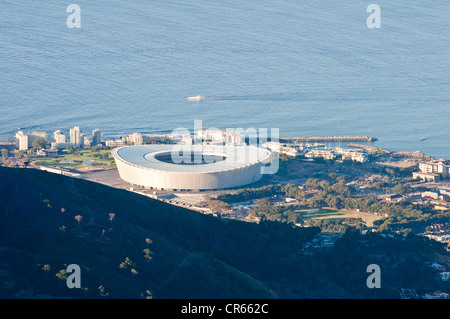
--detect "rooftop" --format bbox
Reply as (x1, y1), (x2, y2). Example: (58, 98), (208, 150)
(112, 144), (271, 173)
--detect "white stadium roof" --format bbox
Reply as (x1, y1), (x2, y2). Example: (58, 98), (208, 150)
(111, 144), (272, 191)
(113, 145), (271, 173)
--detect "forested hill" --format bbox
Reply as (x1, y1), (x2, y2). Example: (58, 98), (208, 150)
(0, 167), (448, 299)
(0, 167), (318, 298)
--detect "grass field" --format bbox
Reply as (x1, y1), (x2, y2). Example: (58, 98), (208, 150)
(297, 207), (383, 227)
(32, 149), (115, 168)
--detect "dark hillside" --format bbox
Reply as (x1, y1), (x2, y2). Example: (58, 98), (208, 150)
(0, 167), (448, 299)
(0, 167), (318, 298)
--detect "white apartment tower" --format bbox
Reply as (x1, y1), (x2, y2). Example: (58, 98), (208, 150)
(126, 132), (143, 146)
(53, 130), (66, 144)
(15, 131), (29, 150)
(69, 126), (82, 147)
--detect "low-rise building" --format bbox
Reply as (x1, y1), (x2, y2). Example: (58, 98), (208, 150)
(106, 139), (126, 148)
(381, 194), (403, 202)
(421, 190), (450, 202)
(413, 171), (440, 182)
(15, 131), (48, 150)
(198, 129), (242, 145)
(263, 142), (299, 157)
(305, 149), (336, 160)
(36, 148), (58, 157)
(126, 132), (144, 146)
(414, 161), (450, 181)
(422, 191), (440, 200)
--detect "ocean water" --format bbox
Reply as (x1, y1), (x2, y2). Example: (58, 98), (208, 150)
(1, 1), (449, 158)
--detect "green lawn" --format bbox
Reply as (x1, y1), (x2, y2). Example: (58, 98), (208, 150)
(297, 208), (348, 218)
(32, 149), (115, 168)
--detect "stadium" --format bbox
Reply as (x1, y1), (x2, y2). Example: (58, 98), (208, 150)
(111, 144), (272, 191)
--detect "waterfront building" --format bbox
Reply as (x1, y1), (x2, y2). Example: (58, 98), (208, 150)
(198, 129), (242, 145)
(106, 139), (127, 148)
(305, 149), (336, 160)
(53, 130), (66, 144)
(51, 142), (72, 149)
(15, 131), (28, 150)
(92, 129), (101, 146)
(15, 130), (47, 150)
(263, 142), (298, 157)
(126, 132), (144, 146)
(69, 126), (82, 147)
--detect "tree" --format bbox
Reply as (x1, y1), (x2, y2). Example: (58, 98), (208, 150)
(393, 184), (405, 195)
(208, 200), (230, 214)
(283, 209), (303, 225)
(119, 257), (137, 276)
(130, 269), (139, 275)
(66, 145), (75, 154)
(294, 190), (306, 203)
(305, 178), (319, 190)
(1, 149), (8, 161)
(98, 285), (110, 297)
(284, 184), (300, 198)
(318, 180), (331, 192)
(253, 198), (274, 213)
(74, 215), (83, 225)
(120, 257), (134, 269)
(143, 248), (153, 262)
(42, 264), (51, 272)
(55, 269), (67, 281)
(331, 180), (351, 196)
(32, 138), (47, 150)
(328, 172), (338, 180)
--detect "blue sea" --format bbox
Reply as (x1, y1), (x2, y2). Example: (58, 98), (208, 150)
(1, 1), (449, 158)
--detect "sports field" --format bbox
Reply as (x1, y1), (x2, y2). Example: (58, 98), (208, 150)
(298, 207), (384, 227)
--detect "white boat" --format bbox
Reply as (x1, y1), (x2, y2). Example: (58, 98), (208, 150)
(187, 95), (206, 101)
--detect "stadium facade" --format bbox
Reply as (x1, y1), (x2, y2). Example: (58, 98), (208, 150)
(112, 144), (272, 191)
